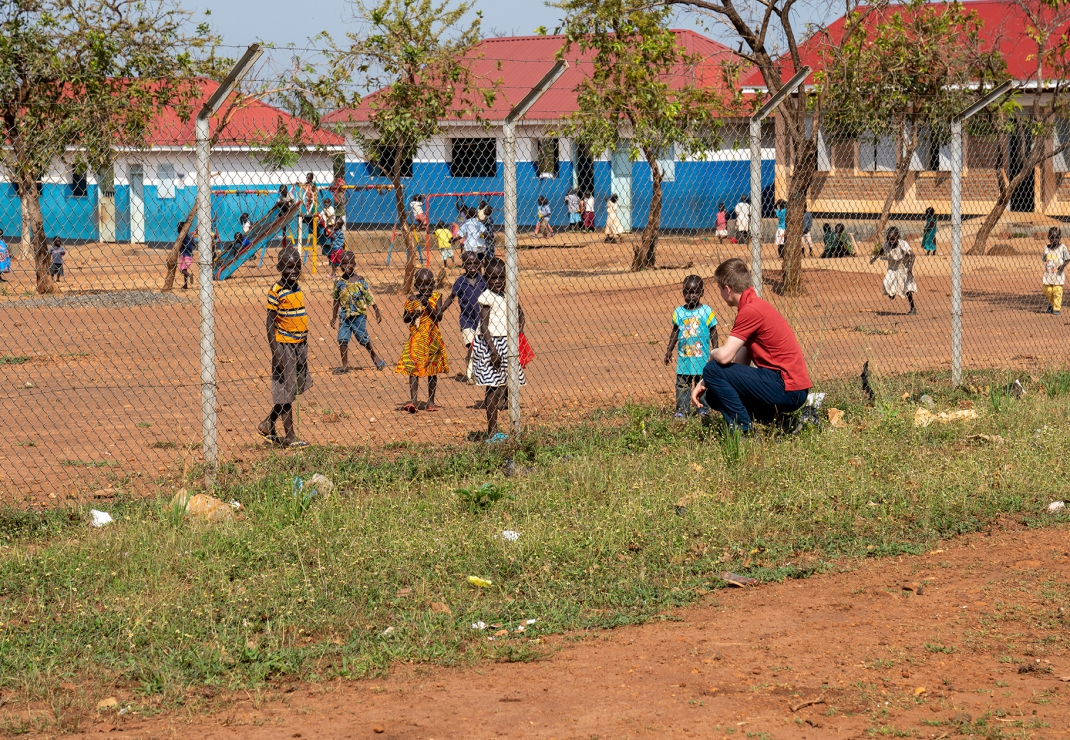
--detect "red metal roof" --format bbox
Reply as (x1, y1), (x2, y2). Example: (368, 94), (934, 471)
(740, 0), (1070, 90)
(323, 30), (745, 125)
(149, 78), (345, 148)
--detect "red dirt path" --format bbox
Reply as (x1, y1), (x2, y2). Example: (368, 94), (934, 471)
(61, 522), (1070, 740)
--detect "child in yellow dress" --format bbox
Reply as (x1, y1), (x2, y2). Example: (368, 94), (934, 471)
(396, 267), (449, 412)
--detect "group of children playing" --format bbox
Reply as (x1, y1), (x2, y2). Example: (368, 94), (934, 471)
(258, 245), (531, 447)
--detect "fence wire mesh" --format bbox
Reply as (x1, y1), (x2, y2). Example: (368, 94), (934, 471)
(2, 93), (1069, 499)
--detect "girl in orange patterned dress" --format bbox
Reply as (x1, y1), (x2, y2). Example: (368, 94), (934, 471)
(396, 268), (450, 412)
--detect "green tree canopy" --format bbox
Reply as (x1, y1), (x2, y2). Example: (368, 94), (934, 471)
(317, 0), (496, 290)
(553, 0), (732, 270)
(0, 0), (210, 293)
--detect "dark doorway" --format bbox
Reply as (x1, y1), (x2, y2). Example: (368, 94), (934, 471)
(1008, 125), (1035, 213)
(573, 142), (595, 195)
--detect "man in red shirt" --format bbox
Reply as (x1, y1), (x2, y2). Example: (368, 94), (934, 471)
(690, 258), (812, 432)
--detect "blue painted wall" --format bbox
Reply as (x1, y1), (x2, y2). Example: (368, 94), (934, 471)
(0, 184), (299, 244)
(344, 158), (772, 230)
(0, 157), (773, 242)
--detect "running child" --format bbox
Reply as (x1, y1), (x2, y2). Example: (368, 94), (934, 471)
(871, 226), (917, 315)
(258, 248), (311, 447)
(330, 251), (386, 373)
(437, 251), (487, 384)
(663, 275), (718, 418)
(535, 196), (553, 238)
(472, 257), (525, 442)
(1042, 226), (1070, 315)
(49, 238), (66, 283)
(0, 229), (10, 282)
(178, 224), (195, 289)
(396, 267), (449, 412)
(922, 207), (937, 256)
(715, 203), (728, 242)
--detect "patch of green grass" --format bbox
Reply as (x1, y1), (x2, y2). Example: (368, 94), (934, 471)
(60, 459), (118, 468)
(854, 325), (898, 336)
(0, 369), (1068, 715)
(925, 642), (954, 654)
(0, 355), (29, 365)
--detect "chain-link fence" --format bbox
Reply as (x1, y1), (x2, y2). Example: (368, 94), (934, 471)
(2, 75), (1069, 499)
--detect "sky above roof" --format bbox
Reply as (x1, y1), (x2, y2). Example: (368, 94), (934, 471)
(189, 0), (840, 53)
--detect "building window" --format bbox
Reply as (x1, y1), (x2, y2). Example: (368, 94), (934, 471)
(858, 133), (896, 172)
(98, 166), (115, 197)
(71, 165), (88, 198)
(654, 144), (676, 183)
(157, 163), (176, 199)
(450, 138), (497, 178)
(368, 141), (413, 179)
(535, 138), (559, 178)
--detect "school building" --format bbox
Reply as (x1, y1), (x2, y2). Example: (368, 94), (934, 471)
(740, 0), (1070, 220)
(323, 32), (775, 232)
(0, 80), (345, 246)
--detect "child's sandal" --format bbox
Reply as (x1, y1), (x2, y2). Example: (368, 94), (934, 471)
(425, 403), (439, 412)
(402, 402), (418, 414)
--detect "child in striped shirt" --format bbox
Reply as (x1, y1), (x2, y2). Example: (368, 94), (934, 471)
(258, 248), (311, 447)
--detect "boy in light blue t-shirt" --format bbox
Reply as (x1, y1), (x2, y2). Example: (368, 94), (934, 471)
(664, 275), (718, 418)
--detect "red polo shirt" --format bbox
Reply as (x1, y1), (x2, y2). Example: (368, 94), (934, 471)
(729, 287), (812, 391)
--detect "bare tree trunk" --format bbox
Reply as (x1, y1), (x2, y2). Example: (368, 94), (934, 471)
(970, 127), (1039, 255)
(782, 137), (817, 295)
(632, 150), (661, 271)
(162, 213), (195, 291)
(18, 175), (54, 294)
(873, 123), (919, 244)
(18, 191), (33, 261)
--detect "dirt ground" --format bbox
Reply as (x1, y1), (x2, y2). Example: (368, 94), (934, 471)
(1, 228), (1069, 498)
(48, 521), (1070, 739)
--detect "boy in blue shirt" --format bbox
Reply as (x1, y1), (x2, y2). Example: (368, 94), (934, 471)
(664, 275), (717, 418)
(437, 251), (487, 384)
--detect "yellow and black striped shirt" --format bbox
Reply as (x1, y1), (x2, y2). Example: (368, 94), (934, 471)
(266, 281), (308, 343)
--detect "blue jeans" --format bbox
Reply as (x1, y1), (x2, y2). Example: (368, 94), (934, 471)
(701, 362), (808, 431)
(337, 314), (370, 346)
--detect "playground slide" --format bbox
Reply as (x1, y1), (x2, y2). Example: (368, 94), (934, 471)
(213, 201), (300, 281)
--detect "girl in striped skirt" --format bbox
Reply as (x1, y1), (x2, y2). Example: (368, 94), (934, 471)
(472, 258), (525, 443)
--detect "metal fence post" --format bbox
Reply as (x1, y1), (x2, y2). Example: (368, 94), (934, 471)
(195, 45), (262, 489)
(749, 118), (762, 294)
(502, 120), (522, 433)
(502, 60), (568, 436)
(951, 80), (1013, 388)
(194, 117), (217, 489)
(950, 118), (963, 388)
(748, 67), (810, 296)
